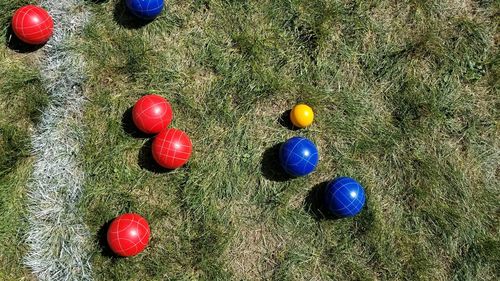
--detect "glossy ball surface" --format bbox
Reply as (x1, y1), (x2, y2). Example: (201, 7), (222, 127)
(107, 213), (150, 257)
(279, 137), (318, 177)
(325, 177), (366, 217)
(132, 95), (173, 134)
(11, 5), (54, 45)
(152, 128), (192, 169)
(126, 0), (164, 20)
(290, 104), (314, 128)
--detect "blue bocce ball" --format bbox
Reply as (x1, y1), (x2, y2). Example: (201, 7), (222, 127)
(325, 177), (366, 217)
(279, 137), (319, 177)
(126, 0), (164, 20)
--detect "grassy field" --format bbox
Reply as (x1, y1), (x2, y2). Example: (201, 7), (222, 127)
(1, 0), (499, 280)
(1, 1), (48, 279)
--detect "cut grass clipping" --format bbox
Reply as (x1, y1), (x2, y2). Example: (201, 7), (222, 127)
(1, 0), (499, 280)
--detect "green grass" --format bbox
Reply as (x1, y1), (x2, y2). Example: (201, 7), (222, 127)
(1, 0), (499, 280)
(0, 2), (49, 280)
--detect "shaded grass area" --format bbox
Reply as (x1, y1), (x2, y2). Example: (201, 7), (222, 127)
(0, 1), (49, 279)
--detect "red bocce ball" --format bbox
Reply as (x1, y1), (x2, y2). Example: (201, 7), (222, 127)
(152, 128), (192, 169)
(132, 94), (173, 134)
(107, 213), (150, 257)
(11, 5), (54, 45)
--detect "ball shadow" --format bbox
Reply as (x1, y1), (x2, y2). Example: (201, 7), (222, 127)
(114, 0), (155, 29)
(138, 138), (173, 174)
(122, 107), (153, 139)
(278, 110), (300, 131)
(260, 143), (294, 182)
(303, 181), (340, 221)
(97, 219), (118, 258)
(5, 25), (44, 53)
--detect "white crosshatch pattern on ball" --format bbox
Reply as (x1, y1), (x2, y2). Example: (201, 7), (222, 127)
(12, 6), (53, 43)
(284, 139), (318, 170)
(128, 0), (164, 16)
(327, 178), (365, 214)
(108, 216), (150, 255)
(134, 95), (170, 132)
(155, 129), (192, 167)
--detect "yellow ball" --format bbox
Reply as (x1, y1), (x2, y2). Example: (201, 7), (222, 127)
(290, 104), (314, 128)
